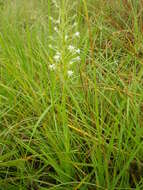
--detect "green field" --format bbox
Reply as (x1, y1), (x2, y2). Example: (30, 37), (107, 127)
(0, 0), (143, 189)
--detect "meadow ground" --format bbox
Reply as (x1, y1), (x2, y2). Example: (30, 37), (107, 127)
(0, 0), (143, 189)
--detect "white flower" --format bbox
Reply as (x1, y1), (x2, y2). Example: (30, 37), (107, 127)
(73, 56), (81, 62)
(75, 49), (80, 54)
(65, 35), (68, 40)
(54, 55), (60, 61)
(50, 17), (60, 24)
(69, 56), (81, 65)
(74, 31), (80, 37)
(54, 26), (58, 32)
(56, 19), (60, 24)
(54, 54), (60, 62)
(114, 60), (118, 65)
(69, 60), (74, 65)
(68, 45), (75, 52)
(56, 51), (61, 56)
(53, 51), (61, 62)
(73, 22), (77, 26)
(49, 64), (56, 71)
(67, 70), (73, 77)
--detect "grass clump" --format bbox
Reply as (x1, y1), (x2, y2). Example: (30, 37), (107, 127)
(0, 0), (143, 189)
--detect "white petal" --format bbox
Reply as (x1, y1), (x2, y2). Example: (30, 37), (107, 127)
(49, 64), (56, 70)
(67, 70), (73, 77)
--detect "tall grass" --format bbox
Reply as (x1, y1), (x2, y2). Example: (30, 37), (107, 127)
(0, 0), (143, 189)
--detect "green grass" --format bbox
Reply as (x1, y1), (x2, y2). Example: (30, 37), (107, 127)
(0, 0), (143, 189)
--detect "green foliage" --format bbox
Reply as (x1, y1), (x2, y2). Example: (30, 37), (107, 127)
(0, 0), (143, 189)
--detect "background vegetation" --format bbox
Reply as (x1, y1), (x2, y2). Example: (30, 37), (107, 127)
(0, 0), (143, 189)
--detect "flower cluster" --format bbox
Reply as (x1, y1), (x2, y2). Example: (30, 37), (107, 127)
(48, 16), (81, 79)
(53, 52), (61, 62)
(49, 64), (56, 71)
